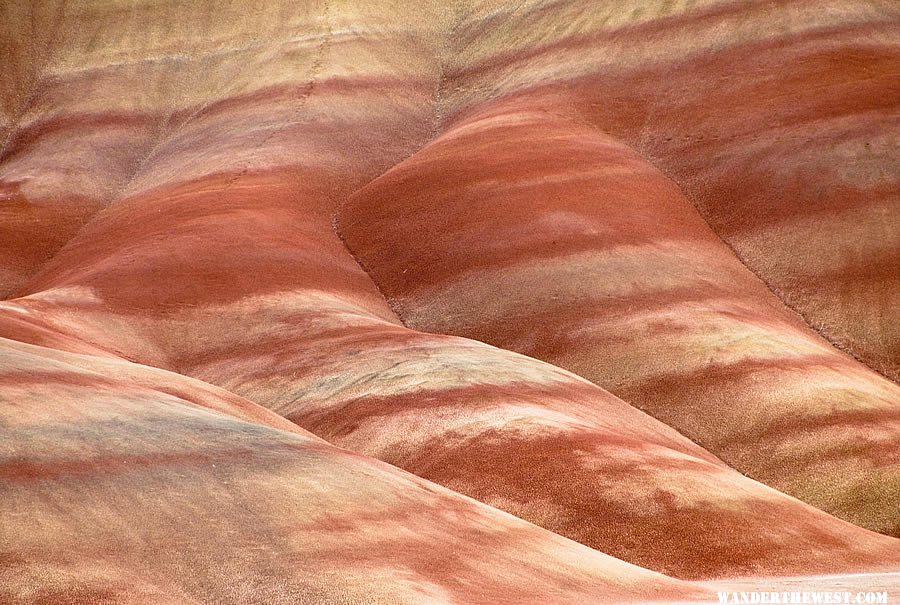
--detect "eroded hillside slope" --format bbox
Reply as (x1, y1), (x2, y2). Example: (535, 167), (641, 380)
(1, 0), (898, 603)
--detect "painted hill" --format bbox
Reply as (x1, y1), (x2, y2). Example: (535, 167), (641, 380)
(1, 0), (898, 602)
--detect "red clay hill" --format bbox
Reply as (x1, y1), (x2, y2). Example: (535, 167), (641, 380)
(1, 1), (898, 603)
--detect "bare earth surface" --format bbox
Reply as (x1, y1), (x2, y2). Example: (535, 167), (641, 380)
(1, 0), (898, 603)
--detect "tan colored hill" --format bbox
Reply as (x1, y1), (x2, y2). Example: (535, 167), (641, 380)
(1, 0), (898, 602)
